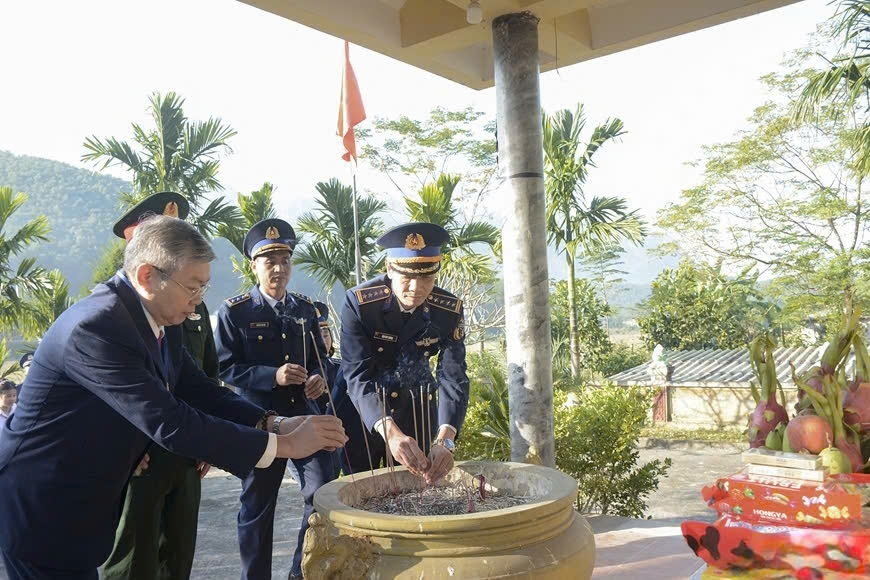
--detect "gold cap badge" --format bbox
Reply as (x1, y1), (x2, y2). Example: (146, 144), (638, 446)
(266, 226), (280, 240)
(163, 202), (179, 218)
(404, 233), (426, 250)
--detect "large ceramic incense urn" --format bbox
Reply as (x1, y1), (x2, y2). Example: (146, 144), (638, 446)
(303, 461), (596, 579)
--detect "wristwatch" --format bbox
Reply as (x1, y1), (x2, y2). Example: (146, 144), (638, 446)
(271, 416), (288, 435)
(432, 438), (455, 454)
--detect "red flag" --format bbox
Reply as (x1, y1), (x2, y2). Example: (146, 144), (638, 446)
(337, 41), (366, 163)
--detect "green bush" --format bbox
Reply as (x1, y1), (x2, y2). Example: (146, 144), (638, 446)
(460, 351), (511, 461)
(596, 342), (649, 377)
(458, 363), (671, 518)
(556, 386), (671, 518)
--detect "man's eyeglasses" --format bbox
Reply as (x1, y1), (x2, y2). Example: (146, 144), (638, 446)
(152, 265), (209, 298)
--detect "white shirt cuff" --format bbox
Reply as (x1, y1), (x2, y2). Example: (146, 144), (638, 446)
(255, 433), (278, 468)
(438, 424), (457, 438)
(373, 416), (393, 441)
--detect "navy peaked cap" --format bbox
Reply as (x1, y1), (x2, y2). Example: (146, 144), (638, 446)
(243, 219), (296, 260)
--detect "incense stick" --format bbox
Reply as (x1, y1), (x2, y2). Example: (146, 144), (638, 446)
(308, 331), (355, 486)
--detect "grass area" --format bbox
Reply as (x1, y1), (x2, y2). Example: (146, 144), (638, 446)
(641, 424), (745, 444)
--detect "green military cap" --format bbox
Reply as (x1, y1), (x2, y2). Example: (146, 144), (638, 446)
(112, 191), (190, 240)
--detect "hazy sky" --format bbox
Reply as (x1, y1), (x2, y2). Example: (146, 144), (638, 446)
(0, 0), (833, 243)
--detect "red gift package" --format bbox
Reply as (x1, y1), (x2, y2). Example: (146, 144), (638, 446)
(682, 516), (870, 575)
(702, 471), (870, 528)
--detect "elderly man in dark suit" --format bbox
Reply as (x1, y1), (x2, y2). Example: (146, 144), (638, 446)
(0, 215), (346, 580)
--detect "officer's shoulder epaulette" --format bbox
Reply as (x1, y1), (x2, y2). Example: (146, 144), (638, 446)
(225, 293), (251, 308)
(355, 285), (392, 305)
(427, 292), (462, 314)
(290, 291), (313, 305)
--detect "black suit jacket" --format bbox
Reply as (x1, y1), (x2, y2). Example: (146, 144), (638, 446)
(0, 275), (268, 570)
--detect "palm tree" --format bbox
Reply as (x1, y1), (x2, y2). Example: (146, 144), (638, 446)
(543, 106), (646, 380)
(0, 339), (18, 379)
(295, 178), (387, 292)
(217, 182), (279, 289)
(793, 0), (870, 176)
(82, 91), (245, 236)
(0, 187), (51, 339)
(29, 270), (74, 331)
(83, 91), (245, 282)
(404, 174), (500, 287)
(83, 92), (237, 214)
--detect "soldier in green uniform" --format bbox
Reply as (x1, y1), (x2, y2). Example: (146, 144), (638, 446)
(101, 191), (219, 580)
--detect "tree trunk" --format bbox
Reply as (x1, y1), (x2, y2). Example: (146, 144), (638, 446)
(567, 253), (580, 380)
(493, 12), (555, 468)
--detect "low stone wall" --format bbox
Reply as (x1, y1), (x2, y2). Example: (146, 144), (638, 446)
(663, 383), (800, 429)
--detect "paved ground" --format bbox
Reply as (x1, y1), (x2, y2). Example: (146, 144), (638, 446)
(0, 440), (744, 579)
(637, 439), (743, 521)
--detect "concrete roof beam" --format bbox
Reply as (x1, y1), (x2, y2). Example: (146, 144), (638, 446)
(239, 0), (805, 89)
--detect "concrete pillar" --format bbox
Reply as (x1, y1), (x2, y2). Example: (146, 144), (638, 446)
(492, 12), (554, 467)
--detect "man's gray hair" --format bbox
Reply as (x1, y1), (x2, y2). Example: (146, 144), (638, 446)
(123, 215), (216, 276)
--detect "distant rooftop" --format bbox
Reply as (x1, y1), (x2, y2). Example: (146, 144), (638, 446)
(608, 344), (856, 387)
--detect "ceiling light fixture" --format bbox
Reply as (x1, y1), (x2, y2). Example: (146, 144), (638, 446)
(467, 0), (483, 25)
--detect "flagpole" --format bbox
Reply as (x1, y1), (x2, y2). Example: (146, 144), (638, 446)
(338, 39), (366, 286)
(351, 164), (363, 286)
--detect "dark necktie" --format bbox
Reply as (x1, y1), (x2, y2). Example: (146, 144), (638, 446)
(401, 311), (412, 324)
(275, 299), (288, 319)
(156, 330), (170, 389)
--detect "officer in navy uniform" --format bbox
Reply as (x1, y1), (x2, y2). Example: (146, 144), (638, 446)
(314, 302), (376, 476)
(215, 219), (335, 580)
(340, 222), (469, 485)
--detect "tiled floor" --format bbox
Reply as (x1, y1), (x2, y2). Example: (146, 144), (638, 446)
(588, 515), (706, 579)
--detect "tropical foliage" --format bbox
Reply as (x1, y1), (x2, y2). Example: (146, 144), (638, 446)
(0, 186), (51, 339)
(82, 91), (241, 234)
(638, 260), (773, 350)
(82, 91), (246, 288)
(543, 106), (646, 379)
(29, 269), (75, 334)
(0, 151), (127, 293)
(296, 178), (387, 292)
(218, 182), (279, 289)
(404, 174), (500, 285)
(358, 106), (497, 202)
(657, 59), (870, 333)
(550, 278), (612, 383)
(0, 339), (19, 379)
(793, 0), (870, 177)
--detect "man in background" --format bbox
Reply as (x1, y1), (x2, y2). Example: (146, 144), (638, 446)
(102, 191), (220, 580)
(215, 218), (335, 580)
(0, 380), (16, 423)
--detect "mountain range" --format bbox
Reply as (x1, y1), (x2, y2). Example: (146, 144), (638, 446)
(0, 150), (324, 312)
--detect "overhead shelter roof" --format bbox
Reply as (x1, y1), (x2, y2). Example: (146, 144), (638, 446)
(607, 345), (854, 388)
(239, 0), (804, 90)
